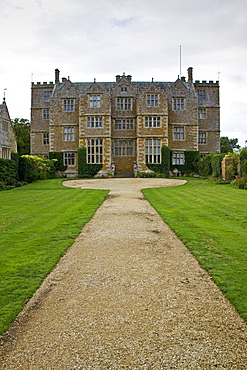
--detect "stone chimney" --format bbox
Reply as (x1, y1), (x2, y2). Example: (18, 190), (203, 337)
(127, 75), (132, 82)
(55, 69), (60, 83)
(187, 67), (193, 83)
(116, 75), (121, 82)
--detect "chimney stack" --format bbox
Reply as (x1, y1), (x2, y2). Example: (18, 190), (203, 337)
(187, 67), (193, 83)
(55, 69), (60, 84)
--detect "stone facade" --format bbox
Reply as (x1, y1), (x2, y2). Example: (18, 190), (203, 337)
(30, 67), (220, 177)
(0, 99), (17, 159)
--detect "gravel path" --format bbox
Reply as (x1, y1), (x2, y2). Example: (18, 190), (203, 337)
(1, 178), (247, 369)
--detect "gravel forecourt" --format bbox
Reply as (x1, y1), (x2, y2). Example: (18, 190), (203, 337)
(1, 178), (247, 369)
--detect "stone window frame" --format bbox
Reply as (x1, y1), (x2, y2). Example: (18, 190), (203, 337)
(87, 116), (103, 128)
(63, 99), (75, 112)
(173, 126), (185, 140)
(121, 86), (128, 92)
(198, 108), (206, 119)
(115, 119), (133, 130)
(198, 131), (207, 144)
(44, 91), (52, 102)
(43, 109), (50, 120)
(173, 98), (185, 111)
(145, 116), (161, 128)
(63, 126), (75, 141)
(147, 94), (159, 107)
(87, 138), (103, 163)
(63, 152), (75, 166)
(116, 98), (132, 111)
(89, 95), (101, 108)
(2, 147), (10, 159)
(145, 138), (161, 164)
(114, 140), (133, 156)
(172, 152), (184, 165)
(43, 132), (49, 145)
(197, 90), (206, 101)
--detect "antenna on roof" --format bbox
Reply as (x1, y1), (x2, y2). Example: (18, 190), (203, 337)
(179, 45), (182, 79)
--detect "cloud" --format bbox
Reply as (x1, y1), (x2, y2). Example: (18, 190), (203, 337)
(1, 0), (247, 145)
(112, 17), (136, 28)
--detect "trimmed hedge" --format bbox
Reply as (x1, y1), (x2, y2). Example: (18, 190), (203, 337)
(0, 155), (56, 188)
(18, 156), (33, 182)
(0, 159), (18, 186)
(78, 147), (102, 177)
(147, 146), (171, 177)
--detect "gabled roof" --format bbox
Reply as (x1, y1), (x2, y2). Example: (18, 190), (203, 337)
(0, 99), (11, 120)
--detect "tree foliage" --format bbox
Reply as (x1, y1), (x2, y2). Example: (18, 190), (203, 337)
(220, 136), (240, 153)
(12, 118), (30, 155)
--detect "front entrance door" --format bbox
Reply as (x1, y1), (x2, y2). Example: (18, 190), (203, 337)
(112, 139), (135, 175)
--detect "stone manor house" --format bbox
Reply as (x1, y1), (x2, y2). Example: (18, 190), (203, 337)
(30, 68), (220, 177)
(0, 98), (17, 159)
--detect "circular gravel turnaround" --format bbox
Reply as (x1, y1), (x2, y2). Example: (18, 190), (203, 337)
(1, 178), (247, 369)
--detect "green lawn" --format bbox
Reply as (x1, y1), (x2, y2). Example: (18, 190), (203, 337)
(143, 178), (247, 321)
(0, 179), (108, 335)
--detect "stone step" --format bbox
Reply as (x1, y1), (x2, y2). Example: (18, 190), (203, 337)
(114, 171), (134, 178)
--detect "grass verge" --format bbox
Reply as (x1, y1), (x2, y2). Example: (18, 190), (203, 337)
(0, 179), (108, 335)
(143, 178), (247, 321)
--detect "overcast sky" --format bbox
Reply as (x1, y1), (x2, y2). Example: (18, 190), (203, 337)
(1, 0), (247, 146)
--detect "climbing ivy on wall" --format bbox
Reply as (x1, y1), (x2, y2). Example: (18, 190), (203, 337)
(171, 151), (200, 175)
(147, 146), (171, 177)
(77, 147), (102, 178)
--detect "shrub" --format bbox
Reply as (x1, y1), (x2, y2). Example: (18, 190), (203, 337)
(198, 153), (224, 178)
(235, 176), (247, 189)
(137, 172), (158, 178)
(20, 155), (55, 182)
(240, 149), (247, 175)
(211, 154), (225, 177)
(49, 152), (67, 172)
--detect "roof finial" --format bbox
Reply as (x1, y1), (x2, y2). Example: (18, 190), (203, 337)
(152, 77), (153, 82)
(3, 88), (7, 101)
(94, 78), (96, 83)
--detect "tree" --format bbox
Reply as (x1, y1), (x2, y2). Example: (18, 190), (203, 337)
(220, 137), (240, 154)
(12, 118), (30, 155)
